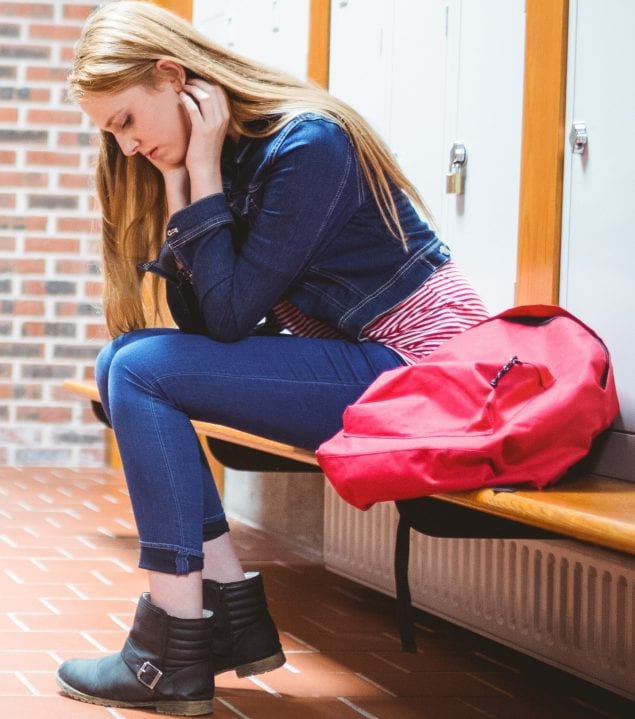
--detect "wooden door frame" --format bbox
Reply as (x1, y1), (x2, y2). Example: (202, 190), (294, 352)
(515, 0), (569, 305)
(151, 0), (192, 19)
(308, 0), (331, 88)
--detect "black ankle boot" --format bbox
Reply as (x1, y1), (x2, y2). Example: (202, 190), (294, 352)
(56, 593), (215, 717)
(203, 572), (285, 677)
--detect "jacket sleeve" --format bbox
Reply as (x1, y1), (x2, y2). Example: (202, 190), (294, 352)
(164, 120), (359, 342)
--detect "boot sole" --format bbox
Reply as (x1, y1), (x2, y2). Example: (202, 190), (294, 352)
(233, 650), (286, 678)
(56, 675), (213, 716)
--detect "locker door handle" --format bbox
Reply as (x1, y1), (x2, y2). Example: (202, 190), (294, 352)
(569, 121), (588, 154)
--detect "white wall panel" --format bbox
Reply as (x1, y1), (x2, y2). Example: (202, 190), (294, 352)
(193, 0), (310, 80)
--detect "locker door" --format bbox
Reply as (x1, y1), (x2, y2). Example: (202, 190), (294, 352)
(560, 0), (635, 480)
(441, 0), (525, 313)
(329, 0), (525, 314)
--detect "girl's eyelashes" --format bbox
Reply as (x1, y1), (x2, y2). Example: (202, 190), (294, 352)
(120, 115), (131, 129)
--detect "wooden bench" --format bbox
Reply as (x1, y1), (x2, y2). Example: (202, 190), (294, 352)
(63, 378), (635, 650)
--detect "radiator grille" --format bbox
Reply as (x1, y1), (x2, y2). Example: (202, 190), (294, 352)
(324, 484), (635, 699)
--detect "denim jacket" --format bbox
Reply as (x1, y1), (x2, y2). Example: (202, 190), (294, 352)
(140, 113), (451, 342)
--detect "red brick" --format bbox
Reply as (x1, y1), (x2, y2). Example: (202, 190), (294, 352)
(56, 217), (97, 233)
(0, 258), (45, 273)
(27, 108), (83, 125)
(10, 299), (44, 315)
(25, 236), (80, 253)
(0, 171), (48, 187)
(20, 280), (46, 295)
(26, 66), (70, 83)
(0, 3), (53, 17)
(0, 383), (42, 398)
(80, 406), (100, 423)
(0, 150), (16, 163)
(26, 150), (80, 167)
(84, 281), (104, 297)
(29, 23), (82, 41)
(0, 236), (15, 250)
(21, 321), (76, 337)
(0, 107), (17, 122)
(58, 131), (96, 147)
(0, 193), (15, 209)
(24, 87), (50, 102)
(58, 173), (91, 189)
(56, 258), (98, 274)
(83, 365), (96, 381)
(60, 46), (76, 63)
(64, 4), (97, 21)
(16, 406), (73, 422)
(85, 323), (108, 341)
(0, 215), (47, 231)
(55, 301), (93, 316)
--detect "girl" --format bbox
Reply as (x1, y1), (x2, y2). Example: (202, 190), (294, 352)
(57, 1), (488, 715)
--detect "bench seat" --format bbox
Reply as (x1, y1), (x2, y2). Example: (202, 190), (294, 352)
(63, 379), (635, 556)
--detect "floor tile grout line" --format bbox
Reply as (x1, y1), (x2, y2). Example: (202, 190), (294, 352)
(247, 675), (281, 697)
(337, 696), (379, 719)
(7, 614), (30, 631)
(368, 652), (411, 674)
(465, 671), (515, 698)
(15, 671), (41, 696)
(216, 697), (253, 719)
(354, 672), (396, 698)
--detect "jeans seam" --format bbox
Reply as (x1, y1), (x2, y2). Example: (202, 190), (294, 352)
(153, 370), (370, 389)
(150, 392), (189, 554)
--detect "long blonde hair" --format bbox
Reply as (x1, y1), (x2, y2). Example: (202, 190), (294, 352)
(69, 0), (433, 338)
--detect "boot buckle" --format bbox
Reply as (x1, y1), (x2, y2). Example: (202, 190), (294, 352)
(137, 660), (163, 690)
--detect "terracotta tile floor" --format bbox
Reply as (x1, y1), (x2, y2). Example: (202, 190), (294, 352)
(0, 465), (633, 719)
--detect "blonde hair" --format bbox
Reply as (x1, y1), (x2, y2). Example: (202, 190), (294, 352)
(69, 0), (433, 338)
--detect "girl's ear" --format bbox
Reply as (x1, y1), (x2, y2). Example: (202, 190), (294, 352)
(154, 57), (187, 91)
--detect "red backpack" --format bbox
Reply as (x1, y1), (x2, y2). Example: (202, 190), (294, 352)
(316, 305), (619, 510)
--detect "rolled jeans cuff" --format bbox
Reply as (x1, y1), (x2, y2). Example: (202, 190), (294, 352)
(203, 517), (230, 542)
(139, 545), (205, 575)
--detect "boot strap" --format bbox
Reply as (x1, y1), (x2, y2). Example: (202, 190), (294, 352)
(121, 641), (163, 690)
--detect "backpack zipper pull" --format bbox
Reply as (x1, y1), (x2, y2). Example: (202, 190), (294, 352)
(490, 356), (519, 387)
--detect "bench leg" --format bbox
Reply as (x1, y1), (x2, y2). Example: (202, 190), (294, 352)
(394, 515), (417, 652)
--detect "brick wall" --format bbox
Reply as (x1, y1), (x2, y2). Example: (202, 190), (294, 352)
(0, 1), (106, 466)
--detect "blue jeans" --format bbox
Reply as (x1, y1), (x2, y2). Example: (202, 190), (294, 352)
(96, 329), (404, 575)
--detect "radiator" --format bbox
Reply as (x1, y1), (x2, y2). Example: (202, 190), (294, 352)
(324, 484), (635, 700)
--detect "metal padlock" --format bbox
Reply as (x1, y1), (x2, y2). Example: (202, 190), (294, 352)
(445, 142), (467, 195)
(446, 163), (465, 194)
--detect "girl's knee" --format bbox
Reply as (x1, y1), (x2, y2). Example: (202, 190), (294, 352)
(97, 329), (179, 382)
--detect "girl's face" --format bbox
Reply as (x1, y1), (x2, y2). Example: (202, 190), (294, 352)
(80, 80), (190, 170)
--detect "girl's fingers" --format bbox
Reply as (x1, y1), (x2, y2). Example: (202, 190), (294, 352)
(183, 83), (229, 117)
(185, 84), (210, 102)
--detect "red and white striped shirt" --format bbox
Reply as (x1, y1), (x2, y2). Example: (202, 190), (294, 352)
(273, 261), (489, 364)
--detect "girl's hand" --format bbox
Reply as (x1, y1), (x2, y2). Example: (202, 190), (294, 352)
(179, 79), (230, 202)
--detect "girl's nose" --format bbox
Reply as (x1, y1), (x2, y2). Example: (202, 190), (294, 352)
(118, 135), (139, 157)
